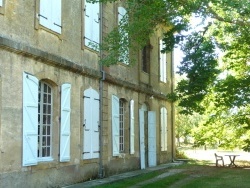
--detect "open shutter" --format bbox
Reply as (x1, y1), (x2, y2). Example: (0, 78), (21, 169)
(60, 83), (71, 162)
(92, 90), (100, 158)
(23, 72), (38, 166)
(148, 111), (156, 167)
(160, 39), (167, 82)
(160, 108), (164, 151)
(51, 0), (62, 34)
(163, 108), (168, 151)
(39, 0), (51, 29)
(112, 95), (120, 156)
(83, 89), (92, 159)
(130, 100), (135, 154)
(139, 109), (145, 169)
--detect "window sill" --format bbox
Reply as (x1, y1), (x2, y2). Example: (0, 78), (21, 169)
(37, 157), (54, 162)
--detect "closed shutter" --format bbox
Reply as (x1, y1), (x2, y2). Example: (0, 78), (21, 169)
(92, 2), (100, 46)
(39, 0), (51, 30)
(112, 95), (120, 156)
(51, 0), (62, 34)
(160, 108), (164, 151)
(83, 89), (92, 159)
(130, 100), (135, 154)
(60, 83), (71, 162)
(84, 0), (100, 50)
(92, 90), (100, 158)
(83, 88), (100, 159)
(22, 72), (38, 166)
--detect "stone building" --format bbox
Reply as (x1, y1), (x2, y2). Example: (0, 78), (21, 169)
(0, 0), (175, 187)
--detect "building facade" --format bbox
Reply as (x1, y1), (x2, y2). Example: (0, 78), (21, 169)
(0, 0), (175, 187)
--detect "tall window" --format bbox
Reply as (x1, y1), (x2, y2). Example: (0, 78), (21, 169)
(118, 6), (129, 64)
(0, 0), (3, 7)
(84, 0), (100, 51)
(119, 99), (125, 152)
(38, 82), (53, 158)
(39, 0), (62, 34)
(142, 43), (151, 73)
(159, 39), (167, 82)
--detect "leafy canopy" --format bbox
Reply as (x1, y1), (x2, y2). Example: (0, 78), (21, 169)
(89, 0), (250, 149)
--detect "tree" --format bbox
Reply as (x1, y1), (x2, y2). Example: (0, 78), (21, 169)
(90, 0), (250, 150)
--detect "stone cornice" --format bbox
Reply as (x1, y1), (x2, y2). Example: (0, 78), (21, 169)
(0, 36), (167, 100)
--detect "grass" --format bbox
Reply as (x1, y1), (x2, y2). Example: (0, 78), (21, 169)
(96, 161), (250, 188)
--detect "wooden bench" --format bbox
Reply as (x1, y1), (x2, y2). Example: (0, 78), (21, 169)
(215, 153), (224, 167)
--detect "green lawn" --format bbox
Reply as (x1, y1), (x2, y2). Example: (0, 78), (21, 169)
(96, 162), (250, 188)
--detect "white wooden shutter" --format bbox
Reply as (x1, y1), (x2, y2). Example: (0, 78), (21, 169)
(60, 83), (71, 162)
(83, 88), (100, 159)
(51, 0), (62, 34)
(0, 0), (3, 6)
(92, 90), (100, 158)
(92, 2), (100, 45)
(112, 95), (120, 156)
(39, 0), (51, 30)
(84, 1), (100, 50)
(148, 111), (156, 167)
(83, 89), (92, 159)
(160, 108), (164, 151)
(130, 100), (135, 154)
(139, 109), (145, 169)
(160, 39), (167, 82)
(23, 72), (38, 166)
(163, 108), (168, 151)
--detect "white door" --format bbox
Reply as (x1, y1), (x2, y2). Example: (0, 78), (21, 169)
(139, 109), (145, 169)
(148, 111), (156, 167)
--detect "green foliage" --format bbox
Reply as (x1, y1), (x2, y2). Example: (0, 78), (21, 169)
(90, 0), (250, 150)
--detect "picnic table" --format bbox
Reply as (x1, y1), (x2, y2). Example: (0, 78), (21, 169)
(225, 154), (240, 167)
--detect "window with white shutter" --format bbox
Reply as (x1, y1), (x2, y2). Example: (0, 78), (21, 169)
(60, 83), (71, 162)
(112, 95), (120, 156)
(83, 88), (100, 159)
(39, 0), (62, 34)
(0, 0), (3, 7)
(130, 100), (135, 154)
(23, 72), (39, 166)
(118, 6), (129, 64)
(160, 107), (168, 151)
(84, 0), (100, 51)
(159, 39), (167, 82)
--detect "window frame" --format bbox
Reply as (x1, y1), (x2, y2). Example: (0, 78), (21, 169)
(142, 43), (151, 73)
(38, 81), (53, 161)
(119, 99), (125, 152)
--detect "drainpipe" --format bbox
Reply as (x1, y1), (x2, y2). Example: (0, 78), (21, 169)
(99, 1), (105, 178)
(170, 51), (175, 162)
